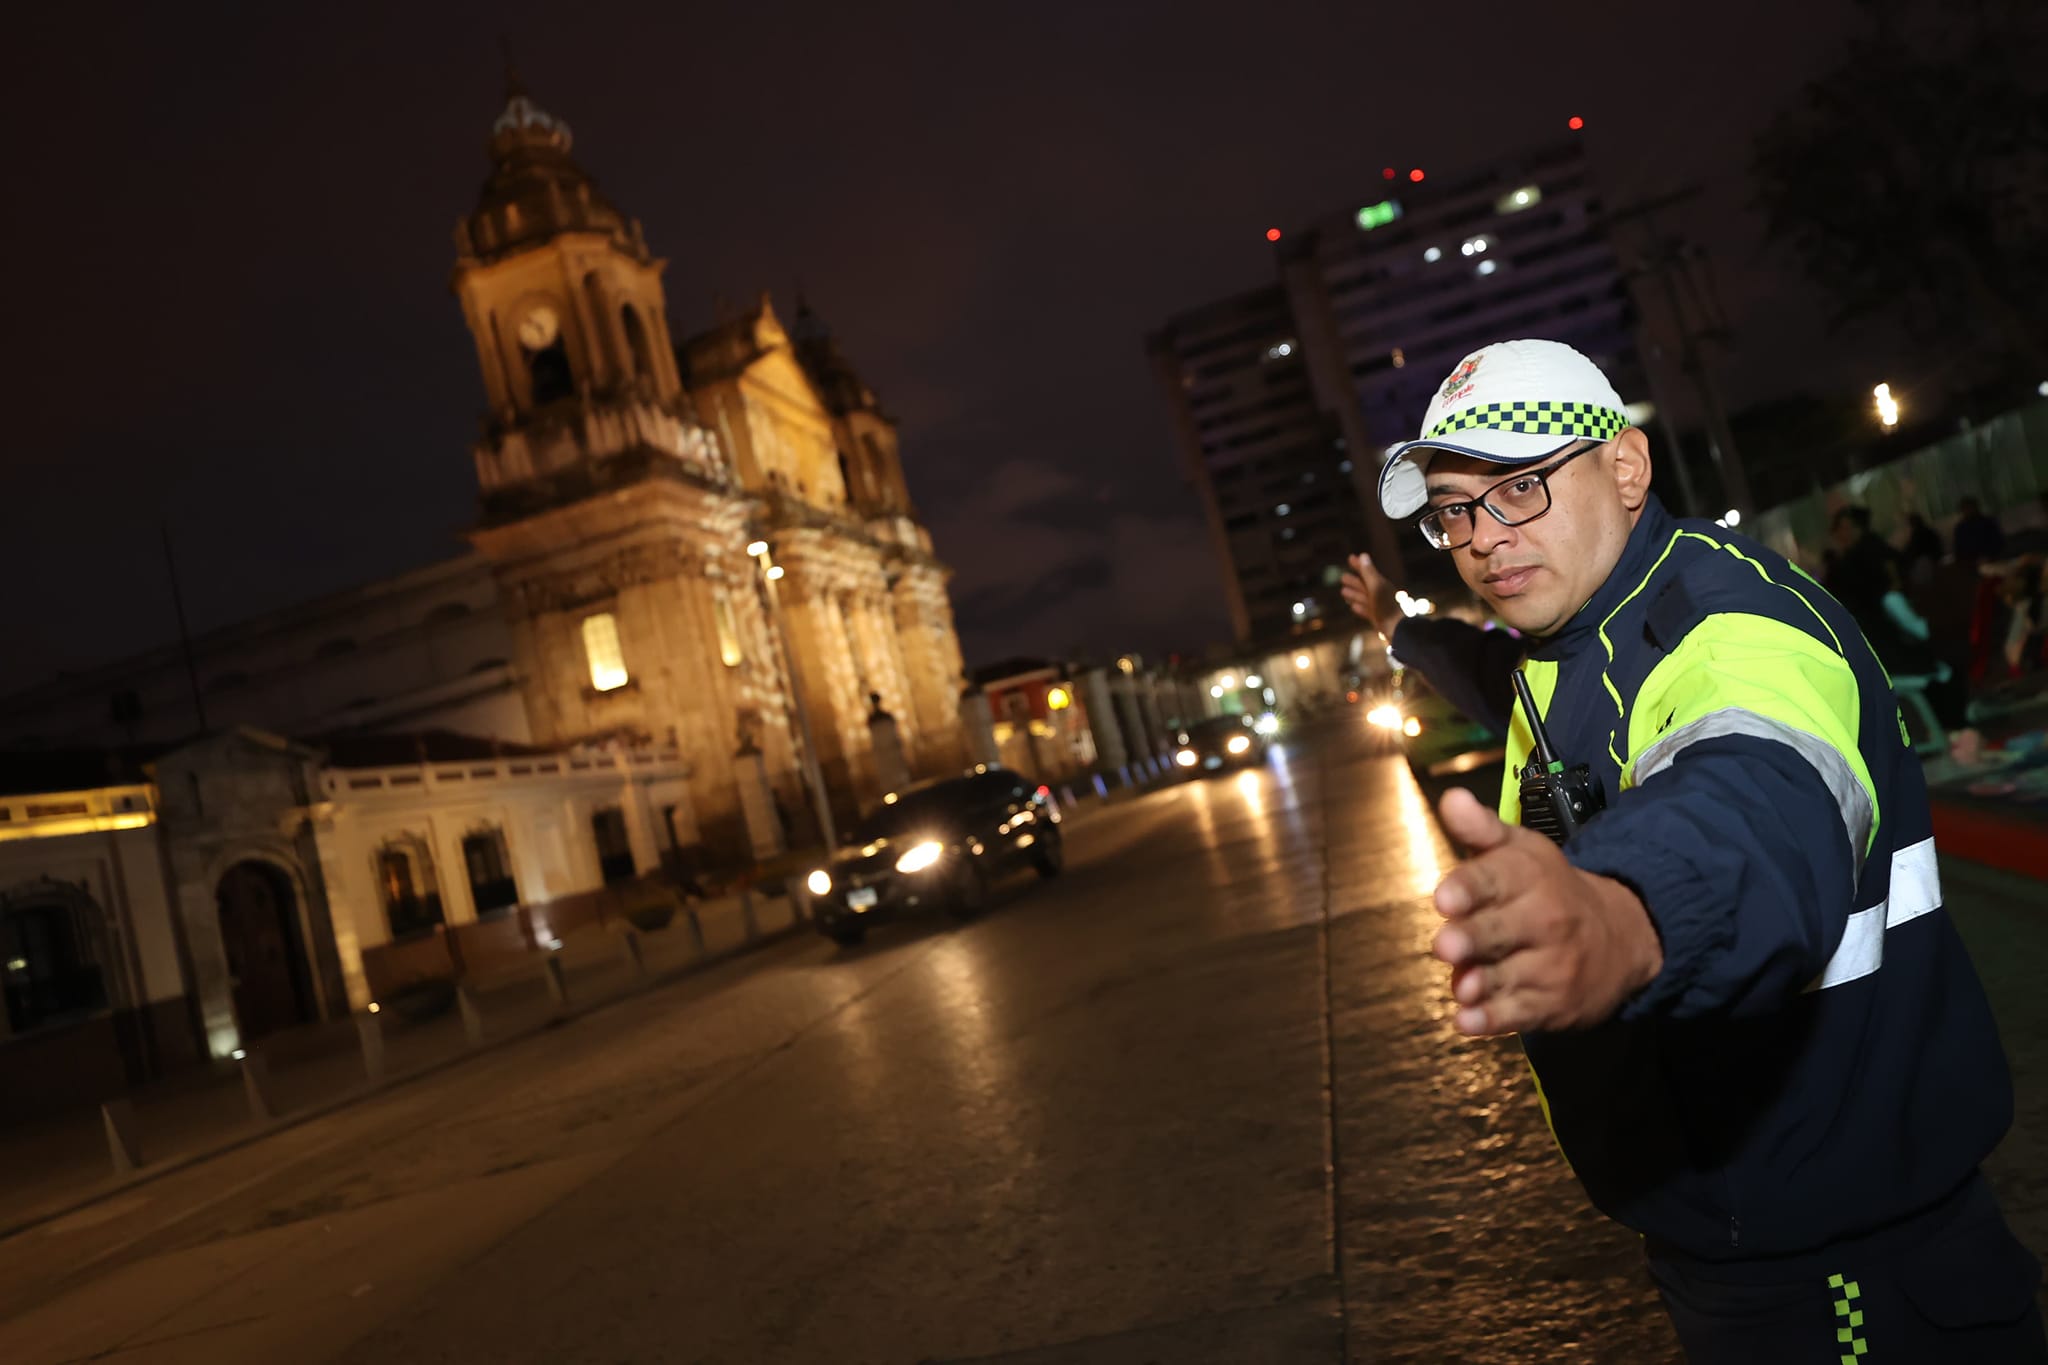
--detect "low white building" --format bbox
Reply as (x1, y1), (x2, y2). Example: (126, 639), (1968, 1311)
(0, 727), (697, 1117)
(0, 761), (197, 1111)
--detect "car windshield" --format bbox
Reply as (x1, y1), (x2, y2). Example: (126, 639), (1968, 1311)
(850, 783), (973, 843)
(1183, 716), (1251, 742)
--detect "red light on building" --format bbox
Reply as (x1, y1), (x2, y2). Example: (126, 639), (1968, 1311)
(1382, 166), (1396, 180)
(1568, 116), (1585, 130)
(1408, 168), (1425, 183)
(1265, 227), (1282, 242)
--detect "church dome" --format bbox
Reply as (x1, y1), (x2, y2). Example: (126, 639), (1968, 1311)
(457, 82), (645, 265)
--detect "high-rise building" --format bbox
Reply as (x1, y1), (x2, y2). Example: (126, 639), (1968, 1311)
(1149, 135), (1645, 641)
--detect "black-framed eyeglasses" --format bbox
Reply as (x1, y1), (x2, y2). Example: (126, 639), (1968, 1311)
(1416, 442), (1603, 550)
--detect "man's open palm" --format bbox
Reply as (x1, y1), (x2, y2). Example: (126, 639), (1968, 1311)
(1430, 788), (1664, 1036)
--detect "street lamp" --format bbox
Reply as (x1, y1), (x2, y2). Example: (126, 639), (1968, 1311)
(1874, 382), (1900, 431)
(748, 539), (836, 850)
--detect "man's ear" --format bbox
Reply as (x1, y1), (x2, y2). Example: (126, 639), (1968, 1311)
(1611, 427), (1652, 512)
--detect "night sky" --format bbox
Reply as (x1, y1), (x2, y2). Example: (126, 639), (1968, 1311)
(8, 0), (1890, 694)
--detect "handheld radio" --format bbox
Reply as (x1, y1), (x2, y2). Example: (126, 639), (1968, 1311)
(1510, 668), (1605, 845)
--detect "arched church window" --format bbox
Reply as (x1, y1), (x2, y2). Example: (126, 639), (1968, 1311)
(581, 613), (629, 692)
(461, 825), (518, 917)
(1, 890), (107, 1034)
(621, 304), (655, 381)
(591, 807), (636, 885)
(527, 340), (573, 405)
(375, 835), (444, 941)
(518, 301), (572, 406)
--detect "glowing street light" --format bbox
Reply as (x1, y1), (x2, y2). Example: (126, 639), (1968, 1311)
(1244, 674), (1263, 688)
(1046, 686), (1072, 711)
(1294, 653), (1312, 670)
(1874, 382), (1900, 430)
(1218, 674), (1237, 690)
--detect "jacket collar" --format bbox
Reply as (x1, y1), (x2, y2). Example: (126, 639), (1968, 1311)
(1525, 494), (1675, 661)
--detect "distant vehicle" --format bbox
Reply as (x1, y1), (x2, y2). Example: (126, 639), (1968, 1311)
(806, 768), (1063, 946)
(1368, 674), (1505, 810)
(1172, 713), (1270, 774)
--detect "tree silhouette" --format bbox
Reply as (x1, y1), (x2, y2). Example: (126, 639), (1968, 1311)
(1752, 2), (2048, 377)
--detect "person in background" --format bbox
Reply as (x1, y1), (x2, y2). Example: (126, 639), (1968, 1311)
(1827, 506), (1972, 734)
(1952, 497), (2007, 566)
(1900, 512), (1943, 588)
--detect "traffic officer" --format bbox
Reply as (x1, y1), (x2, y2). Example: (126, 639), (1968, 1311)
(1340, 338), (2043, 1362)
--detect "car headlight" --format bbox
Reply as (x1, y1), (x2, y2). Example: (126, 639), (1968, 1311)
(1402, 717), (1421, 737)
(1175, 748), (1199, 768)
(1366, 704), (1403, 729)
(894, 840), (944, 874)
(806, 869), (833, 896)
(1254, 712), (1280, 736)
(1226, 734), (1252, 755)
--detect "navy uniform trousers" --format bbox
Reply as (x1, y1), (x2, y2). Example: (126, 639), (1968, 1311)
(1648, 1174), (2047, 1363)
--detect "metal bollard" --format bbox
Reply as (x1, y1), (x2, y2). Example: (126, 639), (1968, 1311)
(1092, 772), (1109, 799)
(101, 1099), (142, 1175)
(356, 1012), (385, 1085)
(241, 1051), (273, 1123)
(620, 928), (645, 978)
(457, 983), (485, 1045)
(542, 953), (569, 1007)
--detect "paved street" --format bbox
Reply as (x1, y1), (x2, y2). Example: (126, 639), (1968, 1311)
(1, 716), (2044, 1363)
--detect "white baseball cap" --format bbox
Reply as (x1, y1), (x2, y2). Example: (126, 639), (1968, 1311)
(1377, 339), (1631, 519)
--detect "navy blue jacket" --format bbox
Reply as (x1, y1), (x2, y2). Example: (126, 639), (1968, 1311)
(1393, 494), (2012, 1262)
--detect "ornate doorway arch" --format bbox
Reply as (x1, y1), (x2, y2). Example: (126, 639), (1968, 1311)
(216, 861), (312, 1041)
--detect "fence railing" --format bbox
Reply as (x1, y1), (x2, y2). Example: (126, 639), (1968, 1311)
(1748, 399), (2048, 568)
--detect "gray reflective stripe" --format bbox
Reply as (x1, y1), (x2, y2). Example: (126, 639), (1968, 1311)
(1632, 706), (1872, 881)
(1805, 837), (1941, 991)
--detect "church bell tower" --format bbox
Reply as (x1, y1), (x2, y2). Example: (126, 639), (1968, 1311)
(452, 80), (804, 860)
(451, 79), (719, 510)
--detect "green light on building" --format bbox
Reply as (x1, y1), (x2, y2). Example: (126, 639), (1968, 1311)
(1355, 199), (1403, 231)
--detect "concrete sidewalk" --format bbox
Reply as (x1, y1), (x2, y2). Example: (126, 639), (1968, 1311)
(0, 889), (809, 1243)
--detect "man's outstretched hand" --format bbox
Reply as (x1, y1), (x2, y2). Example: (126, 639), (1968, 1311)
(1339, 553), (1403, 642)
(1431, 788), (1664, 1036)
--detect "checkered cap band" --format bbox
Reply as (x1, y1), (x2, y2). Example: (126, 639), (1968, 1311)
(1426, 400), (1630, 443)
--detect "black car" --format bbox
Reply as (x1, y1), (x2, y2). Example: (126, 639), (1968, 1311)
(1170, 713), (1270, 775)
(806, 767), (1064, 946)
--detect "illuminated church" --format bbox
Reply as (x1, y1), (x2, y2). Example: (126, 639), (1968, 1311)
(0, 83), (967, 1097)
